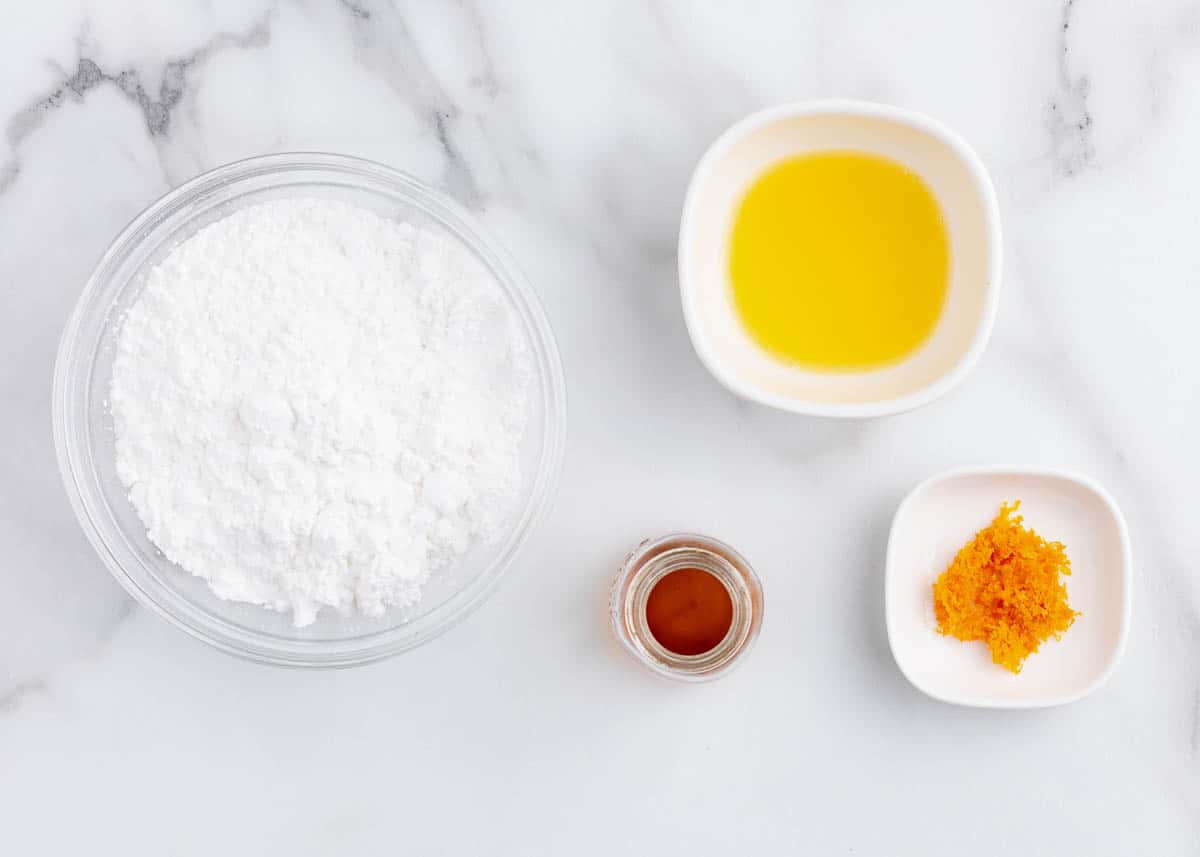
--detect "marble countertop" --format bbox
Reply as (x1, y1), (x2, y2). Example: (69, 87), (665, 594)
(2, 1), (1197, 853)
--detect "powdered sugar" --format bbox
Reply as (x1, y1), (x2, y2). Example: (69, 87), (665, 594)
(110, 198), (530, 626)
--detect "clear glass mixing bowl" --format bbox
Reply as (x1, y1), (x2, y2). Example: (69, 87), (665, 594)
(53, 153), (566, 668)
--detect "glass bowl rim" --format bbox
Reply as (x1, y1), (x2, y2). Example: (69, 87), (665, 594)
(52, 151), (567, 668)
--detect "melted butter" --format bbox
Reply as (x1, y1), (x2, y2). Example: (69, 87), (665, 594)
(729, 151), (950, 370)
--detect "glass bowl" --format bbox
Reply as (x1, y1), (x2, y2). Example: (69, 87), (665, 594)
(53, 152), (566, 668)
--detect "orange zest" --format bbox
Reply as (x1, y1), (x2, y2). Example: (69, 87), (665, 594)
(932, 502), (1078, 673)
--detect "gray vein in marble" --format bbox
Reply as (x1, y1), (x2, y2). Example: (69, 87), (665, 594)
(458, 2), (502, 100)
(455, 3), (550, 196)
(94, 596), (137, 651)
(0, 596), (134, 720)
(338, 0), (372, 21)
(1191, 681), (1200, 759)
(630, 2), (756, 128)
(1, 10), (274, 196)
(1049, 0), (1095, 178)
(338, 0), (483, 204)
(580, 5), (756, 270)
(0, 678), (48, 716)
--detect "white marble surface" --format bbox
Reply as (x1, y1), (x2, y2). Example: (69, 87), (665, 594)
(2, 1), (1197, 852)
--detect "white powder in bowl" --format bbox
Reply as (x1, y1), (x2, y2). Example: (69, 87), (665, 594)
(109, 198), (531, 627)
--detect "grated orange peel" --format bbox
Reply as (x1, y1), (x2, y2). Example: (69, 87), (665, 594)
(933, 501), (1079, 673)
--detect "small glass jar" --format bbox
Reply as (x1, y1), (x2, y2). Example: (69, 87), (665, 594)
(610, 533), (763, 682)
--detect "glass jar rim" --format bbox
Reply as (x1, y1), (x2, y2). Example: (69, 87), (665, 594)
(611, 533), (764, 682)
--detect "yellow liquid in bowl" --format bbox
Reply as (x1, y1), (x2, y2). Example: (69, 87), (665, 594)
(729, 151), (950, 370)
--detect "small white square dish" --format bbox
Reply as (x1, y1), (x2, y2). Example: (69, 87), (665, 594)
(678, 100), (1001, 417)
(885, 467), (1132, 708)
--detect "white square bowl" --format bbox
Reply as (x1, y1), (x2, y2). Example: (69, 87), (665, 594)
(885, 467), (1132, 707)
(678, 100), (1001, 417)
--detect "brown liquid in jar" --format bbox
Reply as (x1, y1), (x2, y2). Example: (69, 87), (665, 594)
(644, 567), (734, 656)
